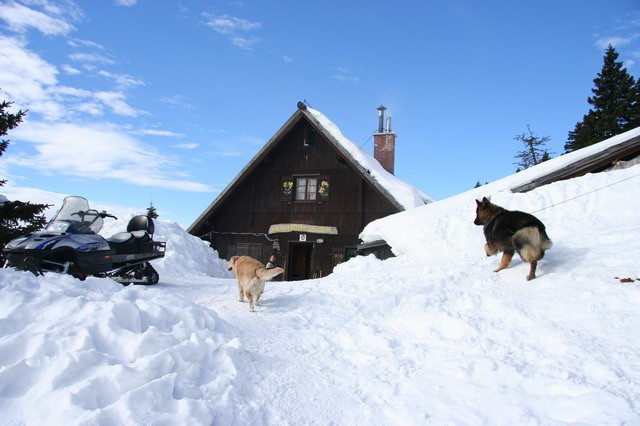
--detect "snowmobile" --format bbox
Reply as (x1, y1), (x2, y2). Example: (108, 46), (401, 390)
(3, 196), (166, 285)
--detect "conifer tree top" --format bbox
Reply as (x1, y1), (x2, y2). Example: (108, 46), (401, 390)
(565, 44), (640, 152)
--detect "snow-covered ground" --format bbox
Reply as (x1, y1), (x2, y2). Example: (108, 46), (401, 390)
(1, 162), (640, 424)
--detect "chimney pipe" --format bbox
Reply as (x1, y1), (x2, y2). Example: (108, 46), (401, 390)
(377, 105), (386, 133)
(373, 105), (396, 175)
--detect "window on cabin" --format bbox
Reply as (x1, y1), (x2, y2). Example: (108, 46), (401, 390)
(295, 177), (317, 201)
(281, 175), (329, 202)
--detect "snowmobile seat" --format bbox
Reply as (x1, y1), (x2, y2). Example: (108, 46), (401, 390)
(107, 216), (154, 252)
(127, 215), (154, 236)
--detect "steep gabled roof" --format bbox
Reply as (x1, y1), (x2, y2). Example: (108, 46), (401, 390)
(305, 107), (433, 209)
(188, 105), (432, 233)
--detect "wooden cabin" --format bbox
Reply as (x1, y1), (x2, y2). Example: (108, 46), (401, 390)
(188, 103), (431, 280)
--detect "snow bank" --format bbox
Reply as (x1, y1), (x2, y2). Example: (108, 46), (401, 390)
(100, 216), (233, 280)
(361, 155), (640, 260)
(331, 165), (640, 424)
(0, 270), (248, 425)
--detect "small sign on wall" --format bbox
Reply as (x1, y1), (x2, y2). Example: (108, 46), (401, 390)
(299, 234), (307, 242)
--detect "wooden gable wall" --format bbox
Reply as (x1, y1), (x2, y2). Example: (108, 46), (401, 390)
(193, 117), (400, 279)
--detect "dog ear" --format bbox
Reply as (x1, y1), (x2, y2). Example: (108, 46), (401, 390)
(476, 199), (481, 206)
(482, 197), (490, 204)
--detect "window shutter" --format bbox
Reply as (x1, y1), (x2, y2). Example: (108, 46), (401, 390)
(281, 176), (294, 202)
(317, 175), (330, 201)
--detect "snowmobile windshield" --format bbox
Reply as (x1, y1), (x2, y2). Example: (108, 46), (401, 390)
(45, 196), (104, 234)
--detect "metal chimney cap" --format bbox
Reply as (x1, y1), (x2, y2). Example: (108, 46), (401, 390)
(377, 105), (387, 115)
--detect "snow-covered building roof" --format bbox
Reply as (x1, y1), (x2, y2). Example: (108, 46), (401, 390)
(188, 104), (432, 233)
(305, 107), (433, 209)
(510, 126), (640, 193)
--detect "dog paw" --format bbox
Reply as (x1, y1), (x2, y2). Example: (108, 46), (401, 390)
(484, 243), (496, 257)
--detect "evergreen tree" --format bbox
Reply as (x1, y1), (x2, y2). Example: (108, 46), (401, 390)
(0, 95), (49, 257)
(631, 78), (640, 128)
(514, 125), (552, 171)
(146, 202), (159, 219)
(565, 44), (640, 152)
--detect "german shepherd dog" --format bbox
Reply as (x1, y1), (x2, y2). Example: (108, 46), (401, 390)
(474, 197), (552, 280)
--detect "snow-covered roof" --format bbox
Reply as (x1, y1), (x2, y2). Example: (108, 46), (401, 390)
(509, 126), (640, 192)
(188, 105), (432, 233)
(304, 107), (433, 210)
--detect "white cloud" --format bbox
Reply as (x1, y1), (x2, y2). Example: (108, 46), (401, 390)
(332, 66), (360, 83)
(61, 64), (81, 75)
(230, 35), (259, 50)
(0, 184), (65, 216)
(98, 70), (145, 88)
(595, 36), (632, 49)
(203, 13), (261, 50)
(0, 36), (144, 120)
(171, 142), (199, 150)
(204, 14), (261, 34)
(208, 150), (245, 157)
(12, 122), (211, 192)
(69, 52), (116, 65)
(68, 38), (105, 50)
(283, 55), (293, 63)
(50, 85), (91, 97)
(75, 101), (104, 116)
(0, 35), (62, 118)
(0, 1), (75, 36)
(160, 94), (195, 110)
(94, 91), (144, 117)
(135, 129), (186, 138)
(115, 0), (138, 6)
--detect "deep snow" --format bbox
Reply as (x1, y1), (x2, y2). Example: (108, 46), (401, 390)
(1, 163), (640, 424)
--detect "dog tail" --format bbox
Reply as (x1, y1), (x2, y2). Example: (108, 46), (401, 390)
(257, 267), (285, 281)
(513, 226), (552, 262)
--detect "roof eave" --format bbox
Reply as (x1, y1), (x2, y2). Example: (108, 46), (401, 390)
(187, 109), (306, 234)
(511, 132), (640, 193)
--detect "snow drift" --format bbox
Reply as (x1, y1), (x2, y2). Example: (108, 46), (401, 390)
(1, 161), (640, 424)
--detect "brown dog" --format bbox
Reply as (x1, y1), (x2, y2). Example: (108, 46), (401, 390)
(226, 256), (284, 311)
(474, 197), (552, 280)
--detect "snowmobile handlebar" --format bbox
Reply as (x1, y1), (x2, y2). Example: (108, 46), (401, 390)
(71, 210), (117, 221)
(99, 211), (118, 220)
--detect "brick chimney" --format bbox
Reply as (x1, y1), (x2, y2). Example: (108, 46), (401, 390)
(373, 105), (396, 175)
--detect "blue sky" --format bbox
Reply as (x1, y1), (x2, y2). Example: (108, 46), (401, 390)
(1, 0), (639, 228)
